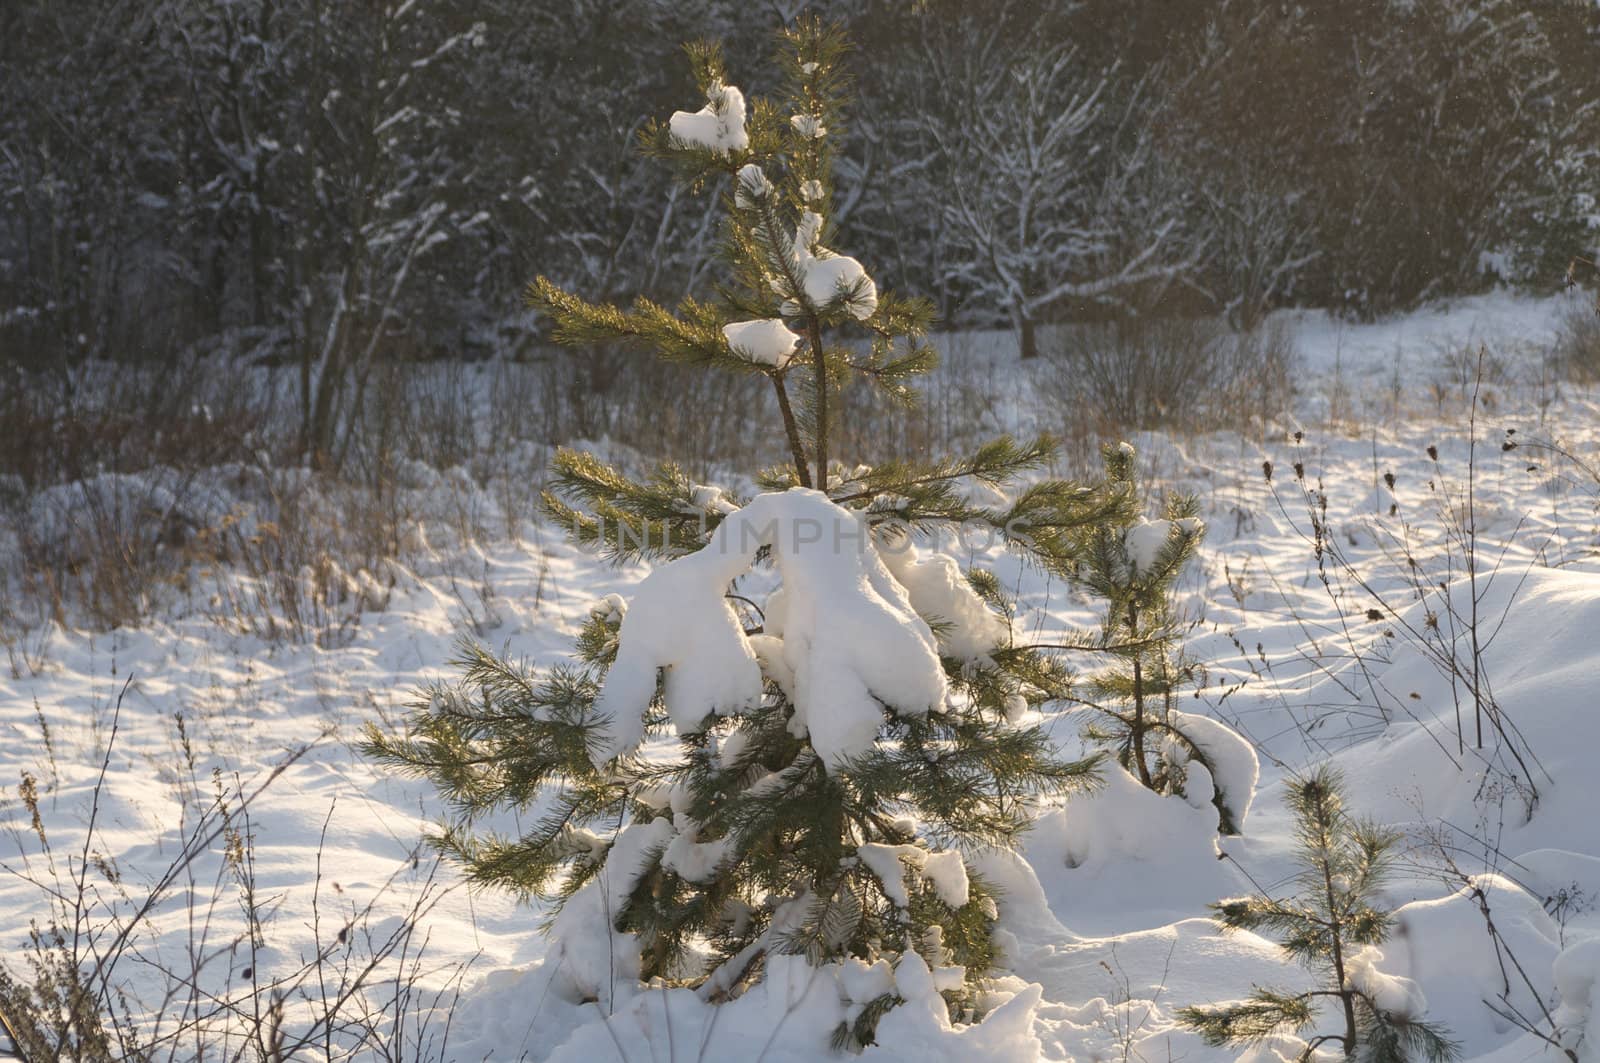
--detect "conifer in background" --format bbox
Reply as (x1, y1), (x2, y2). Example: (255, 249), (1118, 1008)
(1177, 767), (1460, 1061)
(365, 18), (1144, 1046)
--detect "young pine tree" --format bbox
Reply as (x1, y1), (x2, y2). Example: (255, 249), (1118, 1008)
(365, 19), (1136, 1048)
(1177, 767), (1460, 1061)
(1072, 442), (1254, 834)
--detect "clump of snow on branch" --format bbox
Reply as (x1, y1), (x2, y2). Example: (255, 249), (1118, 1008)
(742, 490), (945, 768)
(669, 81), (748, 154)
(734, 163), (772, 208)
(588, 531), (763, 765)
(857, 842), (971, 909)
(662, 816), (732, 883)
(544, 817), (674, 1010)
(723, 318), (800, 367)
(879, 538), (1008, 665)
(791, 113), (827, 139)
(1167, 708), (1259, 830)
(588, 593), (626, 624)
(1344, 946), (1429, 1019)
(791, 210), (878, 320)
(689, 483), (739, 515)
(1124, 516), (1202, 574)
(589, 488), (946, 771)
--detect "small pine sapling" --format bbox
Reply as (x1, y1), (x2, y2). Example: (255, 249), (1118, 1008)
(1073, 442), (1253, 833)
(365, 18), (1136, 1048)
(1177, 767), (1460, 1061)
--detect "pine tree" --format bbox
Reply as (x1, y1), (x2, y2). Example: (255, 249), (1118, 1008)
(1070, 442), (1255, 833)
(364, 18), (1138, 1047)
(1177, 767), (1460, 1061)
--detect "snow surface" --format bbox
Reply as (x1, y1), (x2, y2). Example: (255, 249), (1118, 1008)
(5, 292), (1600, 1060)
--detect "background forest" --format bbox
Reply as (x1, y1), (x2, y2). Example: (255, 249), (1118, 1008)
(4, 0), (1598, 382)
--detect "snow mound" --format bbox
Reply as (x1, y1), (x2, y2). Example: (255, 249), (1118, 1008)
(1384, 873), (1561, 1050)
(1023, 763), (1243, 935)
(543, 817), (675, 1011)
(1326, 569), (1600, 855)
(545, 956), (839, 1063)
(862, 954), (1044, 1061)
(453, 951), (1048, 1063)
(1514, 848), (1600, 917)
(1230, 1037), (1315, 1062)
(1554, 937), (1600, 1061)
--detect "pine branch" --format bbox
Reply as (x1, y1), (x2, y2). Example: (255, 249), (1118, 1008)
(1176, 988), (1315, 1045)
(527, 278), (760, 376)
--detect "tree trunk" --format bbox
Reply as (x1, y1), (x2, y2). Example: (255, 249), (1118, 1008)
(1016, 308), (1039, 360)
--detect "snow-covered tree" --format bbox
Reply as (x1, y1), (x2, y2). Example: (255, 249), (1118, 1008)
(907, 1), (1188, 357)
(1178, 767), (1460, 1061)
(365, 19), (1137, 1046)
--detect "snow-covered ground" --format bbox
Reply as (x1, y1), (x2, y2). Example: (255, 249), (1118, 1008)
(4, 290), (1600, 1061)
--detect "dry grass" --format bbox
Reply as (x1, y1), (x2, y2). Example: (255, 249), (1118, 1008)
(0, 356), (505, 642)
(1554, 292), (1600, 384)
(1041, 315), (1296, 434)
